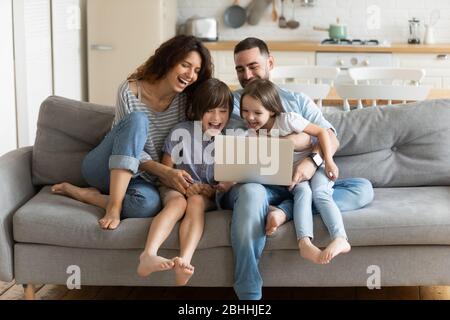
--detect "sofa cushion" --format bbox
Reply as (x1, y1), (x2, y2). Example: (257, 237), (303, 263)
(13, 186), (450, 249)
(13, 187), (231, 250)
(326, 99), (450, 187)
(32, 96), (115, 186)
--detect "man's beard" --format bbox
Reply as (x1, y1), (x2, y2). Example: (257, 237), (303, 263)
(240, 73), (269, 88)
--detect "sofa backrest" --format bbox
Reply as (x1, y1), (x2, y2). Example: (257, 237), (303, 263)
(32, 96), (450, 188)
(32, 96), (115, 186)
(326, 99), (450, 187)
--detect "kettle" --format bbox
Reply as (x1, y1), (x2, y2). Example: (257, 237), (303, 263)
(408, 18), (421, 44)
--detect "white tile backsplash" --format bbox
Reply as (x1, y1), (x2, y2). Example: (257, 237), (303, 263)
(177, 0), (450, 43)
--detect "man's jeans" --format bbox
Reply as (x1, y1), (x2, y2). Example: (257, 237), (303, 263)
(221, 178), (374, 300)
(81, 112), (161, 219)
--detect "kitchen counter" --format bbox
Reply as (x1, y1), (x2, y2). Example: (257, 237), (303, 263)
(205, 41), (450, 53)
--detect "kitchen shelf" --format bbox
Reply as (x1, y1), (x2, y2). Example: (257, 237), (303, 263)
(205, 41), (450, 54)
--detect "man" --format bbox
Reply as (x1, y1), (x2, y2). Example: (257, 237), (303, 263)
(221, 37), (374, 300)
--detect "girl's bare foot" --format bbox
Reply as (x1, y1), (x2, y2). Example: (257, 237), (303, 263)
(320, 237), (351, 264)
(173, 257), (194, 286)
(99, 203), (121, 230)
(265, 206), (287, 236)
(137, 253), (175, 277)
(298, 237), (323, 264)
(51, 182), (100, 202)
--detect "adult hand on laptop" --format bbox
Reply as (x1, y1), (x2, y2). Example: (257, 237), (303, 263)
(288, 158), (317, 191)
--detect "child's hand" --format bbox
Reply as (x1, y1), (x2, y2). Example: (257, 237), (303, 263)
(325, 161), (339, 181)
(215, 182), (236, 193)
(186, 183), (203, 198)
(201, 184), (216, 198)
(186, 184), (216, 198)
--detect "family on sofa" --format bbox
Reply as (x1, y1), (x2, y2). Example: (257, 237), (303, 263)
(50, 36), (373, 300)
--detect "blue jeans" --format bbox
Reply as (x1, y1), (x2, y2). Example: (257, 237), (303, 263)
(292, 166), (346, 240)
(221, 178), (373, 300)
(81, 112), (161, 219)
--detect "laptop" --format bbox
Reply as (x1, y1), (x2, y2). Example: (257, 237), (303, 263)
(214, 135), (294, 186)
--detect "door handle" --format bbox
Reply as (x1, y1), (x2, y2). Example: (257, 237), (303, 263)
(90, 44), (113, 51)
(437, 54), (448, 60)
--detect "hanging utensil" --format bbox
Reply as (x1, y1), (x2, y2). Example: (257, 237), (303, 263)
(247, 0), (271, 26)
(223, 0), (247, 29)
(287, 0), (299, 29)
(278, 0), (287, 28)
(271, 0), (278, 22)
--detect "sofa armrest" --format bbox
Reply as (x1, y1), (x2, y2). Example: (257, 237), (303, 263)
(0, 147), (37, 281)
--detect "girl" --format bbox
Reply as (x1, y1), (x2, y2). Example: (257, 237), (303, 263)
(51, 35), (212, 230)
(239, 79), (351, 264)
(137, 78), (234, 285)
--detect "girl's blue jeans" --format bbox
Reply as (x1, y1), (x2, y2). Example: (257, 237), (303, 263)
(220, 177), (373, 300)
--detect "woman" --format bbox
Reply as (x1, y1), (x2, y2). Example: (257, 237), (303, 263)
(51, 35), (213, 230)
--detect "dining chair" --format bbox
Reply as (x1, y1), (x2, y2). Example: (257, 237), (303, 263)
(335, 67), (431, 111)
(270, 66), (340, 108)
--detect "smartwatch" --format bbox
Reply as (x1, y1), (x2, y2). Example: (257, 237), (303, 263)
(308, 152), (323, 168)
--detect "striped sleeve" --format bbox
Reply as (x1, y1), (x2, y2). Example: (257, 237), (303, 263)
(113, 81), (131, 126)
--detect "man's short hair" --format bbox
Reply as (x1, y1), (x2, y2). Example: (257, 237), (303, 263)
(234, 37), (270, 56)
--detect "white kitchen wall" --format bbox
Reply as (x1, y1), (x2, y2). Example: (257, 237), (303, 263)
(13, 0), (53, 148)
(0, 0), (17, 156)
(177, 0), (450, 43)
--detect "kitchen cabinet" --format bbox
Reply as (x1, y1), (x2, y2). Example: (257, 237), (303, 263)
(87, 0), (177, 106)
(210, 50), (315, 86)
(393, 53), (450, 89)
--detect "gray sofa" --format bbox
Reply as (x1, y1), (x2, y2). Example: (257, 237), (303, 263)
(1, 96), (450, 298)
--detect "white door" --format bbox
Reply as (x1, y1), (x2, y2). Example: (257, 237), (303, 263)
(87, 0), (177, 106)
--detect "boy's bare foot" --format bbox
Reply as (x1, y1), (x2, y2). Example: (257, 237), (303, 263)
(137, 253), (175, 277)
(98, 204), (121, 230)
(320, 237), (351, 264)
(298, 237), (323, 264)
(51, 182), (100, 202)
(265, 206), (287, 236)
(173, 257), (194, 286)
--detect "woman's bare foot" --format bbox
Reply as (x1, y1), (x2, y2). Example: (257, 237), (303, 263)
(51, 182), (100, 202)
(98, 203), (121, 230)
(173, 257), (194, 286)
(265, 206), (287, 236)
(137, 253), (175, 277)
(298, 237), (323, 264)
(320, 237), (351, 264)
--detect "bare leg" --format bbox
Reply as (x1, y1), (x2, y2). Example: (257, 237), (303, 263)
(53, 169), (131, 230)
(98, 169), (132, 230)
(265, 205), (287, 236)
(174, 195), (211, 286)
(320, 237), (351, 264)
(52, 183), (108, 208)
(137, 191), (187, 277)
(298, 237), (323, 264)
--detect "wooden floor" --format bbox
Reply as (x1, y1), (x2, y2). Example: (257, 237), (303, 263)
(1, 280), (450, 300)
